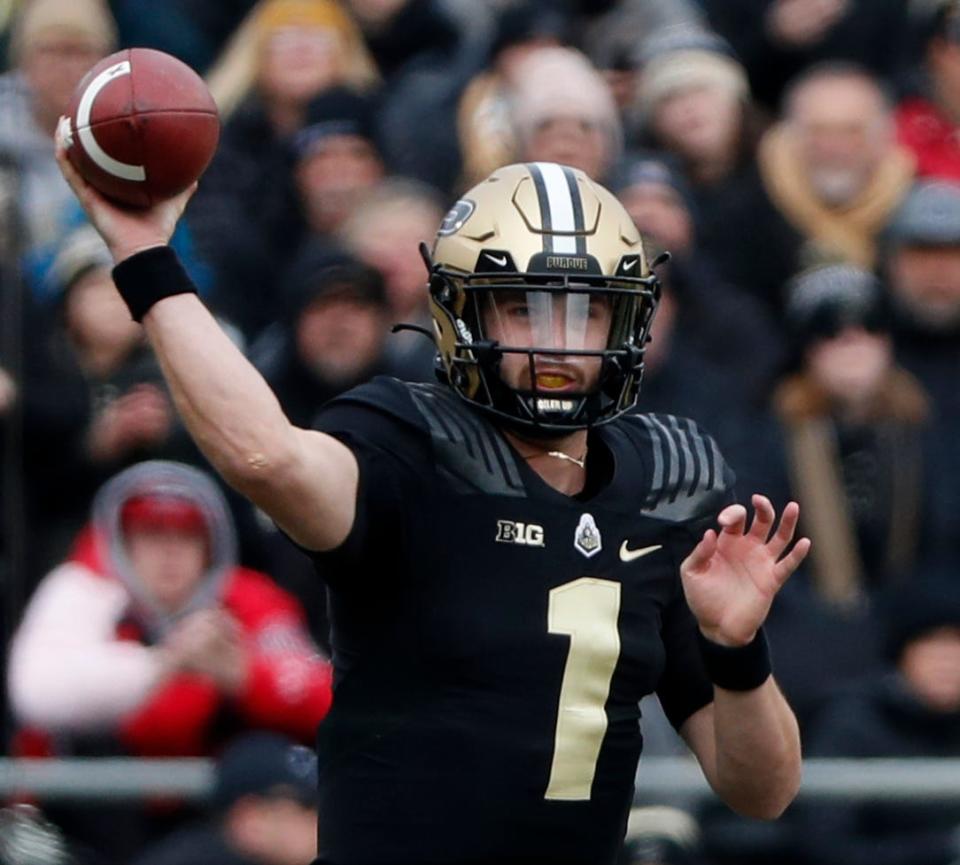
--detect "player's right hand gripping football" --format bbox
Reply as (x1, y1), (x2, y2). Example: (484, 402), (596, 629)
(55, 118), (196, 264)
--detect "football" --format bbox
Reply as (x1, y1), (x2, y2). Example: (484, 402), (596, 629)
(61, 48), (220, 208)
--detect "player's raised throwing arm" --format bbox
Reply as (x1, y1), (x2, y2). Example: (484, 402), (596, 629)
(55, 141), (358, 553)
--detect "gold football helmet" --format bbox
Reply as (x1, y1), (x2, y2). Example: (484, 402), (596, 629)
(425, 162), (662, 432)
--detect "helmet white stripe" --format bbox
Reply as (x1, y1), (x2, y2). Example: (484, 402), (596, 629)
(561, 165), (588, 254)
(535, 162), (577, 253)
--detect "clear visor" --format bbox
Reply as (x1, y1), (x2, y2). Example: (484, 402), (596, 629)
(480, 288), (615, 353)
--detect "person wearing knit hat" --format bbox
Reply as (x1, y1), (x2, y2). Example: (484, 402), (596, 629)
(278, 242), (386, 327)
(508, 46), (622, 182)
(772, 264), (932, 608)
(9, 0), (116, 66)
(609, 151), (697, 257)
(9, 0), (116, 138)
(636, 29), (753, 191)
(206, 0), (378, 121)
(0, 0), (117, 260)
(610, 151), (696, 212)
(784, 263), (890, 346)
(292, 87), (378, 159)
(292, 87), (385, 238)
(491, 0), (569, 60)
(638, 49), (747, 121)
(878, 181), (960, 482)
(635, 29), (749, 127)
(881, 180), (960, 333)
(132, 733), (319, 865)
(252, 0), (376, 117)
(255, 242), (389, 431)
(254, 0), (352, 32)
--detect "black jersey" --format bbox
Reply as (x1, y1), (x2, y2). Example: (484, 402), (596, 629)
(310, 377), (735, 865)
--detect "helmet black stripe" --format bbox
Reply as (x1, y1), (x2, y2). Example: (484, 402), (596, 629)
(526, 162), (553, 252)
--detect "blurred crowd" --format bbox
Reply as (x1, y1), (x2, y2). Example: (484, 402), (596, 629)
(1, 0), (960, 863)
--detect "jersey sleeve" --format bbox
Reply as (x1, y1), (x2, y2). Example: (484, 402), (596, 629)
(627, 413), (738, 526)
(655, 573), (714, 731)
(647, 421), (738, 731)
(309, 377), (431, 586)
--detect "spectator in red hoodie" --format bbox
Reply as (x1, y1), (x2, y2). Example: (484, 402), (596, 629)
(7, 459), (332, 758)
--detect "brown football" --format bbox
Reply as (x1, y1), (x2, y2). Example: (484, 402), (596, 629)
(62, 48), (220, 208)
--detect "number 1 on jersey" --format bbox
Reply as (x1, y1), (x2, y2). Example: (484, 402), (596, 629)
(545, 577), (622, 800)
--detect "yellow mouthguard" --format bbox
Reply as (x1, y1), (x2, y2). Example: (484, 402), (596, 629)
(536, 374), (569, 389)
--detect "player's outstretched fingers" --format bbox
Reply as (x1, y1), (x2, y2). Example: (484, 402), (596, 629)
(768, 501), (801, 559)
(773, 536), (811, 586)
(682, 529), (718, 576)
(717, 503), (748, 536)
(748, 494), (775, 542)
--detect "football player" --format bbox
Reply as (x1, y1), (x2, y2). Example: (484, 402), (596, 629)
(56, 146), (806, 865)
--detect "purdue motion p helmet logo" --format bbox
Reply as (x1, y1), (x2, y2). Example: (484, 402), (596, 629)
(438, 199), (475, 236)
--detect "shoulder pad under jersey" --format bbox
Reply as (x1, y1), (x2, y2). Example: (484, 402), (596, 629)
(325, 377), (526, 498)
(322, 375), (428, 430)
(619, 412), (735, 522)
(407, 382), (526, 498)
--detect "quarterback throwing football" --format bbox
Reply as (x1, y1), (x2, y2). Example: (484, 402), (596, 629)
(58, 144), (806, 865)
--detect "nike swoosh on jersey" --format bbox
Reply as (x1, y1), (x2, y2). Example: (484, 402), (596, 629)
(618, 541), (663, 562)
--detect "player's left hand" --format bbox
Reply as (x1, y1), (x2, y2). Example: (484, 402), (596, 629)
(680, 495), (811, 647)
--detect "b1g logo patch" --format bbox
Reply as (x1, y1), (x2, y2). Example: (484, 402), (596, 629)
(438, 199), (475, 236)
(496, 519), (545, 547)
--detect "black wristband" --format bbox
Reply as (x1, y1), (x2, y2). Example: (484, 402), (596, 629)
(112, 245), (198, 322)
(697, 628), (772, 691)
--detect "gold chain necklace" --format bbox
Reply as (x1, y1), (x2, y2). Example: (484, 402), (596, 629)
(514, 440), (588, 470)
(524, 451), (587, 468)
(544, 450), (587, 469)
